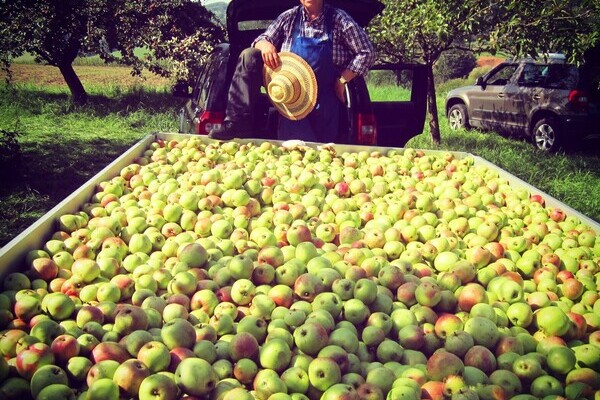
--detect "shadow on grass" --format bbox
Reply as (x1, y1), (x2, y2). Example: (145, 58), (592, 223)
(445, 128), (600, 177)
(1, 136), (132, 199)
(1, 85), (178, 118)
(490, 128), (600, 157)
(0, 136), (135, 246)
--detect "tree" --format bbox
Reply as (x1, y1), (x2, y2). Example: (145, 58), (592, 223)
(368, 0), (491, 144)
(0, 0), (225, 103)
(367, 0), (600, 146)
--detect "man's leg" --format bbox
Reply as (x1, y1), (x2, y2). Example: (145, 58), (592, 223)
(210, 47), (263, 140)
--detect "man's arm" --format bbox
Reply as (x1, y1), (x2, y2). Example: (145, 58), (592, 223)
(333, 10), (376, 102)
(254, 40), (280, 70)
(335, 69), (358, 103)
(252, 8), (298, 70)
(336, 10), (376, 78)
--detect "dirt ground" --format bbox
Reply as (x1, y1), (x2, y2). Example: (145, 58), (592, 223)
(476, 56), (505, 68)
(2, 64), (171, 88)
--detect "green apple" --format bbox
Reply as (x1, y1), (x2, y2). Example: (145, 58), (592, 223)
(35, 383), (75, 400)
(137, 341), (170, 373)
(86, 378), (120, 400)
(177, 242), (208, 268)
(259, 337), (292, 373)
(463, 316), (500, 348)
(30, 364), (69, 398)
(65, 356), (93, 382)
(533, 306), (570, 336)
(175, 357), (218, 396)
(160, 317), (196, 350)
(308, 357), (342, 392)
(512, 354), (545, 381)
(546, 346), (577, 375)
(293, 322), (329, 356)
(138, 373), (179, 400)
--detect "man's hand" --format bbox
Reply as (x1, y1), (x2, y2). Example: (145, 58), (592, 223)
(335, 78), (346, 104)
(335, 71), (357, 104)
(255, 40), (280, 70)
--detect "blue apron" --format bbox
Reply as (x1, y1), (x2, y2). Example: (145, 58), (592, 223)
(278, 8), (339, 143)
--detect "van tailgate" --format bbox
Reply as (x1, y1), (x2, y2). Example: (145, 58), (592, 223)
(369, 64), (428, 147)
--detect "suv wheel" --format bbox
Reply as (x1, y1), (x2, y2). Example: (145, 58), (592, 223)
(532, 117), (561, 152)
(448, 104), (470, 130)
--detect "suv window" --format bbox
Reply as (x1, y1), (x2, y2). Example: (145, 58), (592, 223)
(486, 64), (518, 86)
(544, 64), (578, 89)
(516, 63), (579, 89)
(518, 63), (546, 87)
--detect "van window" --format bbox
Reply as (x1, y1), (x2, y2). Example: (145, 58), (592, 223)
(194, 55), (222, 107)
(238, 20), (273, 31)
(366, 70), (412, 101)
(192, 62), (210, 104)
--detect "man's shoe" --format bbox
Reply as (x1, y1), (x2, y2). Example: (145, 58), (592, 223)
(208, 121), (250, 140)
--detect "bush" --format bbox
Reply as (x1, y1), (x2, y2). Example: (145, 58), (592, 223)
(367, 70), (414, 89)
(367, 70), (397, 86)
(468, 66), (493, 82)
(434, 49), (477, 83)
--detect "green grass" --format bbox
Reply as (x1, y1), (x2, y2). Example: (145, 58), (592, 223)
(0, 83), (178, 246)
(1, 77), (599, 247)
(368, 85), (412, 101)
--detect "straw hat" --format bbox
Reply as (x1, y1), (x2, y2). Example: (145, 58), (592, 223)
(263, 52), (317, 121)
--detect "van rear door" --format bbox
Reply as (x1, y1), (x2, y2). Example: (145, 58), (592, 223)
(226, 0), (384, 50)
(343, 64), (427, 147)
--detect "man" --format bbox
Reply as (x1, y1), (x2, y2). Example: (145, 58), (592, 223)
(209, 0), (375, 142)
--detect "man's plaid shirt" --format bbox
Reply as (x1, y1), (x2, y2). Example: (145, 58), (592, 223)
(253, 4), (376, 76)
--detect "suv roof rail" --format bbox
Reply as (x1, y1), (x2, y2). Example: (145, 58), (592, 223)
(508, 53), (567, 64)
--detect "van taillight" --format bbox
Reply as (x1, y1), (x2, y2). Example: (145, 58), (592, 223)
(357, 113), (377, 145)
(194, 111), (225, 135)
(568, 90), (588, 111)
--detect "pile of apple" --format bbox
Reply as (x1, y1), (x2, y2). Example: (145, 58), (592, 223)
(1, 136), (599, 400)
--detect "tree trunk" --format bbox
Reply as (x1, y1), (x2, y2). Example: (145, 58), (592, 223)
(426, 64), (441, 144)
(58, 64), (88, 104)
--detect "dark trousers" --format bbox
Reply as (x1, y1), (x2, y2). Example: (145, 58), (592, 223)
(225, 47), (264, 126)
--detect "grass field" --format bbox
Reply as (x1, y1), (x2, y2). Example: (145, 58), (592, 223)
(0, 63), (599, 247)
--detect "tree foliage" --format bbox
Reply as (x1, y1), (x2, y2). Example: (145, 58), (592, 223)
(434, 49), (477, 83)
(0, 0), (225, 103)
(91, 0), (225, 81)
(485, 0), (600, 63)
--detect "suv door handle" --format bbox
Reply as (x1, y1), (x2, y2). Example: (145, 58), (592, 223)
(498, 93), (505, 98)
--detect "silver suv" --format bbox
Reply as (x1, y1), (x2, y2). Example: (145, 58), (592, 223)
(445, 54), (599, 151)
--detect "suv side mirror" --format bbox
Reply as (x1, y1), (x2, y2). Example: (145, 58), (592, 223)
(172, 81), (191, 98)
(475, 77), (485, 86)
